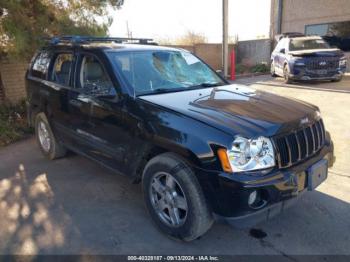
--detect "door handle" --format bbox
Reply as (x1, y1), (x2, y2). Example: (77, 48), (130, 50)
(69, 99), (83, 108)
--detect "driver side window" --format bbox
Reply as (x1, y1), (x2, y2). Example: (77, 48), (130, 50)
(78, 54), (115, 97)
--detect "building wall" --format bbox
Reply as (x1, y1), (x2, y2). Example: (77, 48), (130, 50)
(281, 0), (350, 34)
(0, 62), (29, 104)
(271, 0), (350, 37)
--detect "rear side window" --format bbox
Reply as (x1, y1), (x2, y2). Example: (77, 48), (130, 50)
(51, 53), (73, 86)
(31, 51), (51, 79)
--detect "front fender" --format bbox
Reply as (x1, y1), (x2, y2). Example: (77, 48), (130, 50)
(139, 99), (233, 171)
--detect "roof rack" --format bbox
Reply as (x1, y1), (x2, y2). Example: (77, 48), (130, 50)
(44, 36), (158, 46)
(275, 32), (305, 41)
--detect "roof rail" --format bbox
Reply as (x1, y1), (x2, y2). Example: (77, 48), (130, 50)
(275, 32), (305, 41)
(44, 36), (158, 46)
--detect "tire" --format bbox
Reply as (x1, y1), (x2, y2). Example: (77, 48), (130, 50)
(283, 64), (293, 84)
(142, 152), (213, 241)
(270, 61), (277, 77)
(331, 76), (342, 82)
(35, 112), (67, 160)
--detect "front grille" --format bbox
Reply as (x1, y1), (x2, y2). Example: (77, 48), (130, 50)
(273, 119), (326, 168)
(305, 58), (339, 70)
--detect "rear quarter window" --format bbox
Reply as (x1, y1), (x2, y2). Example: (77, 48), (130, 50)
(30, 51), (52, 79)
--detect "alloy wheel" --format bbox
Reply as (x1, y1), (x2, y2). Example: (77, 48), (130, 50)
(149, 172), (188, 227)
(38, 121), (51, 152)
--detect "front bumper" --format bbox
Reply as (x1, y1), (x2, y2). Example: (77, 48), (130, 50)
(290, 67), (346, 81)
(195, 139), (334, 228)
(217, 189), (306, 228)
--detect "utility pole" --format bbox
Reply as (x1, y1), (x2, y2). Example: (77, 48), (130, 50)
(126, 21), (132, 38)
(222, 0), (228, 78)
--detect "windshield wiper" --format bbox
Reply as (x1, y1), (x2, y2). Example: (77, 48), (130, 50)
(190, 82), (224, 88)
(137, 82), (225, 96)
(138, 87), (186, 96)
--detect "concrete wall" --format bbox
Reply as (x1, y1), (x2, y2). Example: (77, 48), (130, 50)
(0, 73), (5, 102)
(0, 62), (28, 104)
(168, 40), (271, 70)
(236, 39), (271, 65)
(166, 43), (235, 70)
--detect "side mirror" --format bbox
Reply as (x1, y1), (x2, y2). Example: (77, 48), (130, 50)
(96, 87), (118, 100)
(216, 70), (224, 77)
(280, 48), (286, 54)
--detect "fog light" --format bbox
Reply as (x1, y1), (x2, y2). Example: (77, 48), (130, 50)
(248, 191), (257, 206)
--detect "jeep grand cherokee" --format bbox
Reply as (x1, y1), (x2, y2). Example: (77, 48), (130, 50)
(26, 36), (335, 241)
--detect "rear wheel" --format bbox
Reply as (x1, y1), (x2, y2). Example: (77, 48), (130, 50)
(283, 64), (293, 84)
(35, 113), (67, 160)
(142, 152), (213, 241)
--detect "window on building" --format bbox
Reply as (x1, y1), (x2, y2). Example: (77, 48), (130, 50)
(305, 21), (350, 51)
(31, 51), (51, 79)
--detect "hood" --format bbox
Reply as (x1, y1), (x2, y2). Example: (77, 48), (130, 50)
(139, 84), (319, 138)
(288, 48), (343, 57)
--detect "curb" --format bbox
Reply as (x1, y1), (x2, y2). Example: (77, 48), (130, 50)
(228, 73), (270, 80)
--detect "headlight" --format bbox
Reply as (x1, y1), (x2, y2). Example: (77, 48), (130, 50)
(339, 57), (347, 66)
(315, 110), (322, 120)
(223, 136), (275, 173)
(292, 57), (305, 66)
(294, 60), (305, 66)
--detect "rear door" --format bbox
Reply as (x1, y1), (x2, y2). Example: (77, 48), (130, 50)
(27, 50), (80, 142)
(47, 50), (75, 143)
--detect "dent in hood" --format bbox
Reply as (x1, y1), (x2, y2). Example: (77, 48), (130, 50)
(139, 84), (319, 138)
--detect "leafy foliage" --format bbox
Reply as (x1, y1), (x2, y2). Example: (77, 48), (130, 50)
(235, 64), (248, 74)
(251, 63), (269, 73)
(0, 99), (33, 147)
(0, 0), (124, 60)
(175, 31), (208, 45)
(235, 63), (269, 74)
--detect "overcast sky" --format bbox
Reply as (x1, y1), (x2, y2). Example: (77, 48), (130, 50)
(108, 0), (271, 43)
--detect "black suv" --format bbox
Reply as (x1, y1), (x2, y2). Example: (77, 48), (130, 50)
(26, 36), (334, 241)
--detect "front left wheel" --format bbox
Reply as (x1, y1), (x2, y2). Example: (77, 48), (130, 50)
(283, 64), (293, 84)
(142, 152), (213, 241)
(331, 76), (342, 82)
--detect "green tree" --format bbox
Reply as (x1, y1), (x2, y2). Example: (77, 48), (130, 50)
(0, 0), (124, 59)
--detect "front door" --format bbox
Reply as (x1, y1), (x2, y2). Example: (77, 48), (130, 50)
(73, 52), (132, 173)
